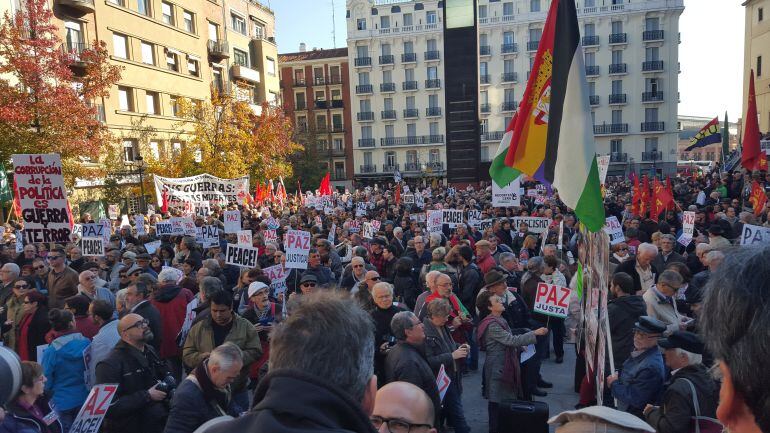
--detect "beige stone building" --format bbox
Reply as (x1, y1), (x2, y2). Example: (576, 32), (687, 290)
(744, 0), (770, 133)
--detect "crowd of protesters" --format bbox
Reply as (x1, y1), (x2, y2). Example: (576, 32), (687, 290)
(0, 167), (769, 433)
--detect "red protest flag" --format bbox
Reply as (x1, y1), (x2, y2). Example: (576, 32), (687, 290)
(395, 183), (401, 205)
(742, 70), (767, 172)
(665, 176), (675, 211)
(640, 175), (651, 217)
(749, 180), (767, 216)
(318, 172), (332, 196)
(652, 178), (673, 217)
(631, 174), (641, 216)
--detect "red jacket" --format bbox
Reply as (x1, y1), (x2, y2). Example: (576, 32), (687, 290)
(151, 284), (194, 359)
(476, 253), (496, 275)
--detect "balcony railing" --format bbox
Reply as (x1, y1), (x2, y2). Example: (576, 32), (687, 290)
(424, 50), (440, 60)
(295, 102), (307, 111)
(585, 65), (600, 76)
(382, 164), (400, 173)
(482, 131), (505, 141)
(207, 40), (230, 59)
(61, 42), (91, 68)
(642, 151), (663, 161)
(331, 99), (344, 108)
(642, 60), (664, 71)
(312, 76), (326, 85)
(610, 152), (628, 162)
(501, 101), (517, 111)
(314, 100), (328, 109)
(380, 82), (396, 92)
(331, 124), (344, 132)
(480, 74), (491, 84)
(381, 110), (397, 120)
(354, 57), (372, 67)
(404, 162), (421, 172)
(582, 35), (599, 46)
(381, 135), (444, 146)
(608, 93), (627, 104)
(642, 91), (664, 102)
(401, 52), (417, 62)
(402, 80), (418, 90)
(589, 95), (599, 106)
(608, 33), (627, 44)
(426, 107), (442, 117)
(609, 63), (627, 74)
(293, 78), (306, 87)
(480, 103), (491, 113)
(643, 30), (664, 41)
(331, 171), (346, 181)
(501, 72), (518, 82)
(480, 45), (491, 55)
(426, 161), (444, 171)
(357, 111), (375, 121)
(57, 0), (95, 12)
(501, 43), (518, 54)
(594, 124), (629, 135)
(425, 79), (441, 89)
(358, 139), (375, 148)
(379, 54), (395, 64)
(360, 164), (377, 173)
(355, 84), (373, 94)
(527, 40), (540, 51)
(403, 108), (419, 118)
(327, 76), (344, 85)
(641, 121), (665, 132)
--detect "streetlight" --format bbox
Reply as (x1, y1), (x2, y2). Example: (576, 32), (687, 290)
(135, 155), (146, 213)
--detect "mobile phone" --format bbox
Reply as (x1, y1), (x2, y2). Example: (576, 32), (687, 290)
(258, 318), (274, 326)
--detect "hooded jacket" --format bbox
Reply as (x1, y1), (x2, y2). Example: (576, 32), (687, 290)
(607, 295), (647, 367)
(41, 332), (90, 411)
(151, 284), (194, 359)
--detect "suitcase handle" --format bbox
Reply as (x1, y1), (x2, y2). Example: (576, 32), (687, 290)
(509, 403), (535, 413)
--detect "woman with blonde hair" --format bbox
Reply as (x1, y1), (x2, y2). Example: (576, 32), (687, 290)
(518, 235), (539, 266)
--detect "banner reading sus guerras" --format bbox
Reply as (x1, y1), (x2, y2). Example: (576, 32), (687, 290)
(154, 173), (250, 211)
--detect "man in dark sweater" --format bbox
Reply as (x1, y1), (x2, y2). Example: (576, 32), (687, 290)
(608, 272), (647, 367)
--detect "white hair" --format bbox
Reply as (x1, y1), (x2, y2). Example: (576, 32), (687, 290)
(157, 268), (179, 283)
(425, 270), (441, 289)
(674, 348), (702, 365)
(372, 281), (394, 296)
(209, 342), (244, 370)
(1, 263), (19, 278)
(637, 243), (658, 256)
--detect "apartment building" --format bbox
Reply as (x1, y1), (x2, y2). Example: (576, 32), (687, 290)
(279, 46), (354, 189)
(744, 0), (770, 133)
(346, 0), (684, 183)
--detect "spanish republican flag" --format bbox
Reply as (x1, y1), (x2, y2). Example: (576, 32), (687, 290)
(488, 0), (604, 231)
(749, 180), (767, 216)
(685, 117), (720, 151)
(742, 70), (767, 171)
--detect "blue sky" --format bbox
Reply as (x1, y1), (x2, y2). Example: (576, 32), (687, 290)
(272, 0), (745, 120)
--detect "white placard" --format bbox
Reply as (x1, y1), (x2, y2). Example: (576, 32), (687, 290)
(68, 384), (118, 433)
(597, 155), (610, 185)
(678, 211), (695, 247)
(533, 282), (572, 318)
(263, 229), (278, 244)
(492, 177), (521, 207)
(223, 210), (241, 233)
(169, 217), (186, 235)
(134, 215), (146, 235)
(12, 154), (72, 244)
(328, 223), (336, 244)
(144, 240), (161, 255)
(740, 223), (770, 246)
(263, 264), (288, 296)
(363, 222), (375, 239)
(108, 204), (119, 220)
(441, 209), (464, 227)
(154, 173), (250, 209)
(80, 237), (105, 257)
(284, 229), (311, 269)
(427, 210), (443, 233)
(225, 243), (259, 268)
(237, 230), (252, 246)
(511, 217), (552, 234)
(196, 225), (220, 248)
(602, 216), (625, 245)
(155, 221), (173, 236)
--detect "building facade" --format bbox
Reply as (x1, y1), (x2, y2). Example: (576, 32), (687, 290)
(278, 47), (354, 189)
(346, 0), (684, 184)
(744, 0), (770, 134)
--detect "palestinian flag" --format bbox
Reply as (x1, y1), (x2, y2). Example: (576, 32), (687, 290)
(488, 0), (604, 231)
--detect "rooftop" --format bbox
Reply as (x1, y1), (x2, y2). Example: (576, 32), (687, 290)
(278, 48), (349, 63)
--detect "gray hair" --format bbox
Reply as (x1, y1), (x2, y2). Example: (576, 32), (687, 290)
(705, 250), (725, 268)
(115, 288), (128, 305)
(526, 256), (545, 274)
(658, 269), (684, 287)
(157, 268), (179, 283)
(637, 242), (658, 256)
(391, 311), (418, 340)
(199, 276), (223, 299)
(499, 252), (516, 264)
(372, 281), (394, 296)
(1, 263), (20, 279)
(393, 227), (403, 235)
(209, 342), (243, 370)
(695, 243), (712, 256)
(202, 259), (221, 274)
(661, 234), (676, 243)
(701, 246), (770, 432)
(426, 298), (452, 318)
(673, 348), (702, 366)
(135, 273), (157, 289)
(425, 270), (441, 289)
(269, 292), (374, 402)
(429, 232), (442, 248)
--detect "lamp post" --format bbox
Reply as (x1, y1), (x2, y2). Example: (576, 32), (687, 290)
(135, 155), (146, 213)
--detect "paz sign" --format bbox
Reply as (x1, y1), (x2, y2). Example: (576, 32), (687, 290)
(533, 283), (571, 318)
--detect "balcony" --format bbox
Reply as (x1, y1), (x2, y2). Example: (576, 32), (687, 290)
(354, 57), (372, 67)
(382, 164), (400, 173)
(608, 93), (627, 104)
(311, 76), (326, 86)
(501, 101), (517, 112)
(609, 63), (627, 74)
(61, 42), (91, 71)
(482, 131), (505, 141)
(360, 164), (377, 173)
(403, 108), (419, 119)
(642, 91), (664, 103)
(402, 80), (418, 91)
(330, 99), (344, 108)
(292, 78), (306, 87)
(641, 121), (665, 132)
(501, 43), (518, 54)
(331, 124), (344, 133)
(357, 111), (375, 122)
(355, 84), (373, 94)
(608, 33), (627, 44)
(527, 40), (540, 51)
(582, 35), (599, 46)
(231, 64), (260, 83)
(426, 107), (442, 117)
(424, 50), (440, 61)
(380, 82), (396, 92)
(331, 171), (346, 180)
(643, 30), (664, 42)
(480, 103), (491, 113)
(379, 54), (395, 65)
(426, 161), (444, 171)
(381, 110), (397, 120)
(404, 162), (421, 172)
(327, 75), (344, 85)
(585, 65), (599, 76)
(480, 74), (491, 85)
(425, 79), (441, 89)
(642, 60), (664, 72)
(401, 52), (417, 63)
(501, 72), (518, 83)
(314, 100), (328, 109)
(381, 135), (444, 146)
(207, 40), (230, 59)
(358, 139), (376, 148)
(480, 45), (491, 56)
(610, 152), (628, 163)
(294, 102), (307, 111)
(589, 95), (599, 106)
(642, 151), (663, 161)
(56, 0), (95, 12)
(316, 123), (328, 133)
(593, 124), (629, 135)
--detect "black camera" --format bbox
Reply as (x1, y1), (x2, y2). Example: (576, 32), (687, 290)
(155, 375), (177, 400)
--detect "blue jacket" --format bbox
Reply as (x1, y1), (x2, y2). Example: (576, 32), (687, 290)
(0, 394), (63, 433)
(42, 332), (91, 411)
(611, 346), (666, 416)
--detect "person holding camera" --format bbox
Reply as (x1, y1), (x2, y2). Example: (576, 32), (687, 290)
(241, 282), (282, 383)
(95, 313), (173, 433)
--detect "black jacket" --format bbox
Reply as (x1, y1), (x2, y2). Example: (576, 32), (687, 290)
(645, 364), (719, 433)
(131, 300), (163, 351)
(0, 393), (63, 433)
(206, 369), (378, 433)
(164, 364), (243, 433)
(459, 263), (483, 316)
(384, 341), (441, 422)
(21, 306), (51, 362)
(607, 295), (647, 367)
(370, 303), (406, 380)
(95, 340), (171, 433)
(652, 252), (685, 272)
(615, 259), (660, 293)
(423, 318), (459, 379)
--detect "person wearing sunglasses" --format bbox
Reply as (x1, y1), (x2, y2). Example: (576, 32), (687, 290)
(0, 277), (34, 351)
(14, 290), (50, 362)
(353, 271), (381, 313)
(31, 257), (50, 295)
(45, 247), (79, 310)
(340, 256), (369, 292)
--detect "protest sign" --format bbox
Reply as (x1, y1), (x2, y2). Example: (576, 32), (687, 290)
(196, 225), (219, 248)
(225, 243), (259, 268)
(80, 237), (105, 257)
(144, 240), (161, 254)
(492, 177), (521, 207)
(181, 217), (196, 236)
(363, 222), (375, 239)
(134, 215), (146, 235)
(436, 364), (451, 402)
(155, 221), (173, 236)
(81, 223), (105, 238)
(154, 173), (250, 209)
(678, 211), (695, 247)
(414, 194), (424, 208)
(328, 223), (336, 244)
(223, 210), (241, 233)
(194, 202), (211, 217)
(99, 219), (111, 243)
(146, 204), (155, 215)
(511, 217), (552, 234)
(441, 209), (464, 228)
(348, 220), (361, 233)
(263, 229), (278, 244)
(68, 384), (118, 433)
(263, 264), (288, 296)
(370, 220), (381, 232)
(427, 210), (443, 233)
(108, 204), (119, 220)
(597, 155), (610, 185)
(265, 217), (280, 230)
(168, 217), (185, 235)
(477, 219), (494, 231)
(356, 202), (367, 217)
(237, 230), (252, 246)
(12, 154), (72, 243)
(15, 231), (23, 253)
(740, 223), (770, 246)
(467, 210), (482, 227)
(602, 216), (625, 245)
(403, 194), (415, 204)
(533, 282), (571, 318)
(284, 229), (311, 269)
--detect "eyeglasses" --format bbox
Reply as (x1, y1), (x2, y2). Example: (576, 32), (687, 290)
(353, 264), (364, 268)
(368, 276), (381, 281)
(48, 255), (63, 260)
(34, 266), (46, 270)
(14, 284), (30, 289)
(301, 283), (317, 288)
(119, 274), (128, 278)
(618, 247), (629, 251)
(370, 416), (432, 433)
(124, 318), (149, 331)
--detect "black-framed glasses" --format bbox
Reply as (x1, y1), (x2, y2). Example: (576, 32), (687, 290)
(124, 318), (149, 331)
(34, 266), (46, 270)
(14, 284), (30, 289)
(370, 416), (433, 433)
(301, 283), (317, 288)
(368, 276), (381, 281)
(48, 255), (63, 260)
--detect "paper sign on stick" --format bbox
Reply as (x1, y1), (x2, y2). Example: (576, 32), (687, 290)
(533, 282), (571, 318)
(223, 210), (241, 233)
(284, 230), (311, 269)
(602, 216), (625, 245)
(225, 243), (259, 268)
(237, 230), (252, 246)
(68, 384), (118, 433)
(80, 237), (105, 257)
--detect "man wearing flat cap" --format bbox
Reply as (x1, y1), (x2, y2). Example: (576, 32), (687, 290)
(607, 316), (666, 417)
(644, 331), (719, 433)
(549, 406), (655, 433)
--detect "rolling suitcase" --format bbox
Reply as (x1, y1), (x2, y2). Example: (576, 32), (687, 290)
(497, 399), (549, 433)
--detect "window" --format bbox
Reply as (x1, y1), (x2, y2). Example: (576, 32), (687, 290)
(504, 88), (515, 102)
(208, 22), (219, 41)
(359, 99), (371, 112)
(529, 28), (542, 43)
(758, 56), (763, 77)
(113, 33), (128, 59)
(530, 0), (540, 12)
(149, 141), (160, 159)
(585, 51), (595, 66)
(611, 109), (622, 124)
(361, 126), (372, 139)
(316, 115), (327, 130)
(503, 31), (514, 45)
(333, 138), (343, 150)
(118, 86), (133, 111)
(428, 94), (438, 108)
(645, 108), (658, 122)
(187, 58), (199, 76)
(478, 5), (487, 19)
(585, 0), (595, 6)
(406, 150), (417, 164)
(427, 66), (438, 80)
(252, 20), (265, 39)
(427, 38), (437, 51)
(233, 48), (248, 67)
(315, 90), (325, 101)
(610, 139), (622, 153)
(332, 114), (343, 128)
(331, 89), (341, 101)
(329, 65), (341, 82)
(137, 0), (149, 16)
(212, 68), (224, 93)
(383, 69), (392, 83)
(405, 68), (415, 81)
(429, 122), (439, 136)
(183, 11), (194, 33)
(123, 139), (138, 162)
(358, 71), (370, 85)
(426, 11), (437, 24)
(403, 13), (413, 26)
(231, 13), (246, 35)
(295, 92), (305, 109)
(480, 61), (488, 76)
(145, 91), (159, 114)
(429, 149), (439, 163)
(380, 15), (390, 29)
(356, 45), (369, 57)
(646, 77), (659, 92)
(386, 152), (397, 167)
(479, 33), (488, 47)
(611, 20), (623, 34)
(141, 42), (154, 65)
(503, 2), (513, 16)
(584, 23), (595, 37)
(266, 57), (276, 76)
(645, 137), (658, 152)
(645, 46), (659, 61)
(612, 80), (622, 94)
(363, 151), (373, 166)
(480, 90), (488, 104)
(165, 50), (178, 71)
(503, 59), (514, 73)
(385, 124), (394, 138)
(314, 67), (324, 83)
(170, 96), (178, 116)
(381, 43), (391, 56)
(759, 7), (764, 22)
(406, 96), (415, 109)
(404, 41), (414, 54)
(161, 2), (173, 25)
(588, 81), (596, 96)
(645, 17), (660, 31)
(612, 50), (623, 64)
(481, 146), (489, 162)
(383, 97), (393, 111)
(357, 18), (366, 30)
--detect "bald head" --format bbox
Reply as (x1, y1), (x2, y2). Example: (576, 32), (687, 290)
(373, 382), (436, 431)
(118, 313), (144, 333)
